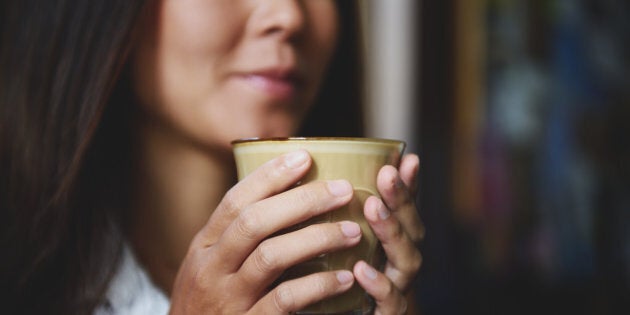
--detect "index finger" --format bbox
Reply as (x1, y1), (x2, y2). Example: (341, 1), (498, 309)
(196, 150), (312, 246)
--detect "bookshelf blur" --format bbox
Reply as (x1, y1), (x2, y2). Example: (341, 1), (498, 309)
(415, 1), (630, 314)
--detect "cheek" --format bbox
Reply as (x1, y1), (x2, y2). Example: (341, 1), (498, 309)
(127, 2), (248, 152)
(131, 1), (243, 133)
(159, 0), (244, 57)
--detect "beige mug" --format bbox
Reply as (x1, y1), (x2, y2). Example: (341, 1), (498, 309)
(232, 137), (405, 315)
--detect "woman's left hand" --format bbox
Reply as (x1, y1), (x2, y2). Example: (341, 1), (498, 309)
(354, 153), (424, 314)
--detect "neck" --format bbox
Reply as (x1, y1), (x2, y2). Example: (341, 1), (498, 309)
(128, 121), (236, 295)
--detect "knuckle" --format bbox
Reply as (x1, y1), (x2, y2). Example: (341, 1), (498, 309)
(384, 279), (397, 298)
(190, 232), (207, 249)
(313, 275), (330, 297)
(253, 240), (279, 273)
(374, 279), (397, 304)
(298, 185), (320, 204)
(263, 157), (286, 179)
(391, 222), (406, 243)
(235, 208), (260, 240)
(410, 233), (422, 245)
(293, 186), (321, 213)
(410, 251), (423, 273)
(312, 224), (334, 245)
(398, 250), (423, 277)
(273, 284), (296, 313)
(220, 189), (241, 217)
(410, 224), (426, 244)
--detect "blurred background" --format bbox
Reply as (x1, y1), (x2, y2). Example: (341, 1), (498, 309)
(363, 0), (630, 314)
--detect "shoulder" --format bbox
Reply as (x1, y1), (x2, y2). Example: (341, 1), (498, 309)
(94, 244), (170, 315)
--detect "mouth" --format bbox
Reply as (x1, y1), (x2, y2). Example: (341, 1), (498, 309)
(235, 67), (304, 100)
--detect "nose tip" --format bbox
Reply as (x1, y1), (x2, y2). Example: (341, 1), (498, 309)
(256, 0), (305, 40)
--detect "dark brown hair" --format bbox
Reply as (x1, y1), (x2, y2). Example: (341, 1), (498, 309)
(0, 1), (363, 314)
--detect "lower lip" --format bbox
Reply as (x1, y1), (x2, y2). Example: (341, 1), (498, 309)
(239, 75), (297, 99)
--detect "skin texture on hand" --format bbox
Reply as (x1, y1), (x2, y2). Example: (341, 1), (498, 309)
(169, 151), (357, 313)
(168, 151), (424, 314)
(355, 153), (424, 315)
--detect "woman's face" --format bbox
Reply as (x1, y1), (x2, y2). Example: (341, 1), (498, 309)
(132, 0), (339, 150)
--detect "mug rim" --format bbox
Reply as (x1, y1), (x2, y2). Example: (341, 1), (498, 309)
(231, 136), (406, 147)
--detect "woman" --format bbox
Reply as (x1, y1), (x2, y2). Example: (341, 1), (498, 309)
(0, 0), (424, 314)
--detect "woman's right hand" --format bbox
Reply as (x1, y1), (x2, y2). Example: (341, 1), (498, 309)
(168, 150), (361, 314)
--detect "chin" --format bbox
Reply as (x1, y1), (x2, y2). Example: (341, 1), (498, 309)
(243, 119), (301, 139)
(261, 126), (300, 139)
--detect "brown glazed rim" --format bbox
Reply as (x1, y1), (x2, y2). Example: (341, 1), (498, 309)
(231, 136), (406, 147)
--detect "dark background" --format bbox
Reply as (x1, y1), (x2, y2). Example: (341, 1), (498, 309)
(413, 1), (629, 314)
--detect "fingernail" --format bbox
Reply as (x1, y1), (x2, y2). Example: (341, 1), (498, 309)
(376, 199), (390, 220)
(340, 221), (361, 238)
(336, 270), (354, 284)
(362, 262), (378, 280)
(284, 150), (308, 168)
(327, 180), (352, 197)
